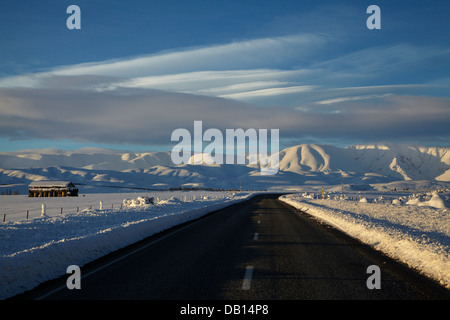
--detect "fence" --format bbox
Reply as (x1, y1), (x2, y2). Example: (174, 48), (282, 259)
(1, 200), (126, 223)
(0, 192), (224, 223)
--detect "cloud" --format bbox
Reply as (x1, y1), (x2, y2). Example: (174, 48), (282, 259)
(0, 87), (288, 146)
(295, 95), (450, 142)
(0, 85), (448, 148)
(1, 34), (449, 106)
(0, 32), (449, 149)
(98, 69), (307, 95)
(219, 85), (317, 100)
(0, 33), (325, 84)
(0, 33), (329, 105)
(315, 93), (394, 105)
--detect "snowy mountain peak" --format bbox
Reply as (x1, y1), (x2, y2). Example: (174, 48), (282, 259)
(0, 143), (449, 193)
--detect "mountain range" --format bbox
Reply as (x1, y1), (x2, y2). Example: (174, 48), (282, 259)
(0, 143), (449, 193)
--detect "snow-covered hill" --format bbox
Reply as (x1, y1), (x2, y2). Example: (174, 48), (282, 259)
(0, 143), (449, 193)
(346, 144), (450, 181)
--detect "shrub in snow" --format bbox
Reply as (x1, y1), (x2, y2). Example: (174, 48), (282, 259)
(359, 197), (368, 203)
(123, 196), (154, 207)
(391, 198), (402, 205)
(302, 192), (315, 199)
(406, 197), (421, 205)
(157, 196), (183, 205)
(418, 194), (446, 209)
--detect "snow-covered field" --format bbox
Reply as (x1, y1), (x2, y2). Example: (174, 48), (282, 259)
(0, 190), (240, 223)
(0, 191), (256, 299)
(279, 190), (450, 289)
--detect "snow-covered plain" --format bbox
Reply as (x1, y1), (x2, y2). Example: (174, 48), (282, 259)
(279, 190), (450, 289)
(0, 191), (256, 299)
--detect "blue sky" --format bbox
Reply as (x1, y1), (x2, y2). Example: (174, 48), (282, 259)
(0, 0), (449, 152)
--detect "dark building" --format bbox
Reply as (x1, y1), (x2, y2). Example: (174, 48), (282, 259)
(28, 181), (79, 197)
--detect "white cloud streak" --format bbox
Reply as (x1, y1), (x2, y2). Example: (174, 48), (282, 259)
(35, 33), (326, 78)
(219, 85), (317, 100)
(316, 93), (394, 105)
(0, 34), (448, 105)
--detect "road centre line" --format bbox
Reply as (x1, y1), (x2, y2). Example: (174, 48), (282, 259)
(242, 266), (254, 290)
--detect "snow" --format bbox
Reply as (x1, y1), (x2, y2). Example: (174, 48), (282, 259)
(0, 191), (256, 299)
(1, 187), (449, 299)
(418, 193), (447, 209)
(1, 143), (449, 194)
(279, 190), (450, 289)
(123, 196), (154, 207)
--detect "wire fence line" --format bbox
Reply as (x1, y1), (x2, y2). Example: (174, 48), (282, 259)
(1, 200), (126, 222)
(0, 193), (226, 223)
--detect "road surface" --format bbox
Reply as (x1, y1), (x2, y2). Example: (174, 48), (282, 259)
(15, 194), (450, 300)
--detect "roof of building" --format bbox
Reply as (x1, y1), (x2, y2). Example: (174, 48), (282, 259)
(28, 181), (74, 187)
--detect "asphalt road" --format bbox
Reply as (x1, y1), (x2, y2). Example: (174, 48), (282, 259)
(16, 194), (450, 300)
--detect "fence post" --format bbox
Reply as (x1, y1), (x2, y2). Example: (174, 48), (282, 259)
(3, 214), (5, 222)
(99, 201), (103, 210)
(41, 203), (46, 217)
(27, 210), (29, 219)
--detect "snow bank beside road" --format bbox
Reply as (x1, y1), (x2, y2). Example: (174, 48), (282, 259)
(279, 194), (450, 289)
(0, 192), (255, 299)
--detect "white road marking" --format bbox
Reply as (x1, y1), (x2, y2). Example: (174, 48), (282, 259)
(242, 266), (254, 290)
(253, 233), (259, 240)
